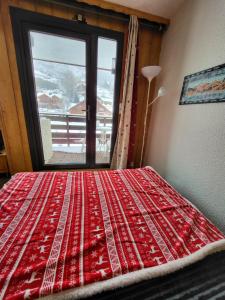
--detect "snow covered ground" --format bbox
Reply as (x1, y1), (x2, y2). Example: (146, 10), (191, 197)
(52, 145), (110, 153)
(53, 145), (85, 153)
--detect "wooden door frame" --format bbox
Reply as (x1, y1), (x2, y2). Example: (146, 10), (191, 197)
(10, 6), (123, 170)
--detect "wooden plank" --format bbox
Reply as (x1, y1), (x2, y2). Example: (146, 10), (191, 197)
(0, 2), (30, 173)
(52, 132), (111, 139)
(52, 138), (68, 143)
(77, 0), (169, 25)
(52, 132), (110, 139)
(51, 124), (86, 130)
(69, 124), (86, 130)
(52, 138), (83, 144)
(40, 114), (113, 124)
(0, 152), (9, 173)
(68, 139), (84, 144)
(39, 115), (84, 122)
(35, 0), (53, 15)
(133, 29), (162, 167)
(52, 132), (86, 138)
(1, 0), (33, 172)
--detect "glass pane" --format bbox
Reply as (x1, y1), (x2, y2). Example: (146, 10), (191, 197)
(29, 31), (87, 165)
(96, 37), (117, 164)
(30, 31), (85, 65)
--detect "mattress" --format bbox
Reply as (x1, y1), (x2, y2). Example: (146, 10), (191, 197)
(0, 167), (224, 300)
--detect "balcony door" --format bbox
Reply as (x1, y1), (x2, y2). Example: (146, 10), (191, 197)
(10, 7), (123, 170)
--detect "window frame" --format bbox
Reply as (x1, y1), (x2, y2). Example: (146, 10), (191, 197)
(10, 6), (123, 170)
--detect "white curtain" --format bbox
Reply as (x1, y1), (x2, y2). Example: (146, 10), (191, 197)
(111, 15), (139, 169)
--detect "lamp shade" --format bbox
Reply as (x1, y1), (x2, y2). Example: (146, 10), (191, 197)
(157, 86), (166, 97)
(141, 66), (162, 81)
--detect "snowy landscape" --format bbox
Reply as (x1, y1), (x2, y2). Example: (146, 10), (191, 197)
(34, 60), (115, 114)
(33, 60), (114, 164)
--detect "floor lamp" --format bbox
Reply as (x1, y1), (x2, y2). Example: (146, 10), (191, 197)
(140, 66), (166, 167)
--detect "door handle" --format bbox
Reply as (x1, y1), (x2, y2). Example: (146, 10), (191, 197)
(82, 105), (90, 121)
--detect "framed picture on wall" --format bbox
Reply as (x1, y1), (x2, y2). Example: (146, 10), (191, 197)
(179, 63), (225, 105)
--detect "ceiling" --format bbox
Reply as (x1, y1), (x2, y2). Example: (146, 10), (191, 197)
(105, 0), (184, 19)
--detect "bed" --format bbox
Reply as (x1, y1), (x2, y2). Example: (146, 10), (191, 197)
(0, 166), (225, 300)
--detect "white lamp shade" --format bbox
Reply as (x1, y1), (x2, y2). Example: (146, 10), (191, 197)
(157, 86), (166, 97)
(141, 66), (162, 81)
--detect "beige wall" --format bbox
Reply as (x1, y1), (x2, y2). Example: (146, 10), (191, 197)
(145, 0), (225, 232)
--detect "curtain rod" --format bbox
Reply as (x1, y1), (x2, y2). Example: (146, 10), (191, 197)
(43, 0), (168, 32)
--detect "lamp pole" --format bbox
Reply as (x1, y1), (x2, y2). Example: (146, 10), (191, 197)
(140, 79), (152, 167)
(139, 66), (165, 167)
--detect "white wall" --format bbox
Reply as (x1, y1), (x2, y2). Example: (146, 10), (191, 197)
(145, 0), (225, 232)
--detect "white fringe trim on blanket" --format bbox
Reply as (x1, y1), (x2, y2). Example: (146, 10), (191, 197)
(42, 239), (225, 300)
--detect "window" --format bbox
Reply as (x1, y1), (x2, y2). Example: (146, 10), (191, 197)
(11, 7), (123, 170)
(96, 37), (117, 164)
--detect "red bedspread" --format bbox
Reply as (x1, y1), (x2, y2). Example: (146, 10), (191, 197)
(0, 167), (224, 300)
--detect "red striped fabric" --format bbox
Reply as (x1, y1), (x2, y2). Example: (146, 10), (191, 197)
(0, 167), (224, 299)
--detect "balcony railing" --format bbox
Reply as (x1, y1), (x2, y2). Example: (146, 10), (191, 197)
(39, 112), (112, 146)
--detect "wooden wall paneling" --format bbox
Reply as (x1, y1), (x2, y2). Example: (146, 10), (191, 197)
(0, 2), (29, 173)
(1, 0), (34, 172)
(35, 0), (53, 15)
(133, 27), (154, 167)
(51, 0), (71, 19)
(133, 27), (163, 167)
(74, 6), (126, 32)
(142, 31), (162, 163)
(12, 0), (35, 10)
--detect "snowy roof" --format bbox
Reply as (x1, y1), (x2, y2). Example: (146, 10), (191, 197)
(68, 99), (112, 116)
